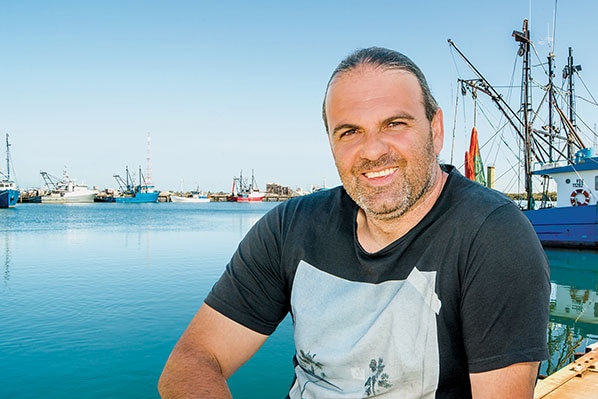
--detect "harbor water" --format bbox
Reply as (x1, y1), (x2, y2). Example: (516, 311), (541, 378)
(1, 202), (596, 398)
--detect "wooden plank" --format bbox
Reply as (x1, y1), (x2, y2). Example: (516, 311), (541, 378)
(534, 343), (598, 398)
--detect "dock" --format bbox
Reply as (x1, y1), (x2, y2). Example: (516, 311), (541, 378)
(534, 342), (598, 398)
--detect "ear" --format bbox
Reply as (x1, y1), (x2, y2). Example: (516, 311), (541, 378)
(431, 108), (444, 155)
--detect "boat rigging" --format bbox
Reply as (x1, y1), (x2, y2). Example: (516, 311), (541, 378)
(448, 18), (598, 248)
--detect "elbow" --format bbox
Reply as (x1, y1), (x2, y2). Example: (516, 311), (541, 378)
(157, 366), (172, 398)
(157, 356), (182, 398)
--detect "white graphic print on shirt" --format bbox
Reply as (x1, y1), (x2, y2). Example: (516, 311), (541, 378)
(289, 261), (441, 398)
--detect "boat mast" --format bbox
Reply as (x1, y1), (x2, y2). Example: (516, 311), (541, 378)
(250, 168), (258, 191)
(125, 165), (133, 189)
(5, 134), (10, 181)
(450, 19), (591, 210)
(563, 47), (582, 160)
(512, 19), (534, 210)
(547, 53), (556, 162)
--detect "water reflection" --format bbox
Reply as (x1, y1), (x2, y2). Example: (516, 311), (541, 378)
(2, 232), (10, 284)
(544, 248), (598, 375)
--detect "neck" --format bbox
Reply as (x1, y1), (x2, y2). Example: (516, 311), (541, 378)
(357, 167), (448, 253)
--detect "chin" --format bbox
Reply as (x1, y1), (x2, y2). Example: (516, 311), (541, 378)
(365, 205), (408, 220)
(357, 195), (411, 220)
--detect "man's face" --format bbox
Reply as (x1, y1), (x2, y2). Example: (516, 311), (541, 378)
(325, 65), (444, 220)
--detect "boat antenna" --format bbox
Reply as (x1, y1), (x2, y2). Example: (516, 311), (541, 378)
(552, 0), (558, 51)
(146, 132), (152, 186)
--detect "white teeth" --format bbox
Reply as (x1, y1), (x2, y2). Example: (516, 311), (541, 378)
(364, 168), (396, 178)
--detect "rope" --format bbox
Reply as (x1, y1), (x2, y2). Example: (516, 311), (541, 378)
(450, 87), (459, 165)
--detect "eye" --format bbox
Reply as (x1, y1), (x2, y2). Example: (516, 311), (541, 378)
(387, 120), (406, 128)
(336, 127), (359, 140)
(340, 128), (357, 137)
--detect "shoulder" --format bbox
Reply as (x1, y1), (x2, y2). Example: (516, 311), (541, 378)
(439, 165), (519, 221)
(442, 165), (512, 205)
(431, 165), (540, 252)
(439, 166), (546, 265)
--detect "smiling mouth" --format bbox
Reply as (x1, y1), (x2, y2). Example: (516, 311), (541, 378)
(363, 167), (397, 179)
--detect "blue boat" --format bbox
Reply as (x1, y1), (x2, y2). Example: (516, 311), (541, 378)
(113, 166), (159, 203)
(526, 153), (598, 248)
(0, 134), (20, 208)
(450, 19), (598, 248)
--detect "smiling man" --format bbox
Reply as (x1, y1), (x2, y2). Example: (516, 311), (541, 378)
(324, 58), (446, 252)
(159, 47), (550, 399)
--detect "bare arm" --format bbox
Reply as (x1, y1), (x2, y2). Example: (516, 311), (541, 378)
(158, 303), (269, 399)
(470, 361), (539, 399)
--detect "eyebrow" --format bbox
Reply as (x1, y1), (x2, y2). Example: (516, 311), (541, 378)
(383, 113), (416, 124)
(331, 113), (417, 137)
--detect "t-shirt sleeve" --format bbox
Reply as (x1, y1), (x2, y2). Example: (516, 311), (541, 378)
(204, 207), (290, 336)
(460, 203), (550, 373)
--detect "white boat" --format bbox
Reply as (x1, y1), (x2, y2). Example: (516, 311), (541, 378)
(171, 192), (210, 203)
(40, 170), (97, 203)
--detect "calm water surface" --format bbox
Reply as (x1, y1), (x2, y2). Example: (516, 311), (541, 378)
(0, 202), (596, 398)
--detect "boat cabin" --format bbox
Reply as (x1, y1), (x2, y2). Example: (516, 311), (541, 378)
(533, 149), (597, 208)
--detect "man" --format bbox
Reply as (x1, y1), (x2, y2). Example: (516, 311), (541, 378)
(159, 47), (550, 398)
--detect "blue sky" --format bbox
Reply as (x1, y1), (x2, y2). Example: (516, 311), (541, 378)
(1, 1), (597, 193)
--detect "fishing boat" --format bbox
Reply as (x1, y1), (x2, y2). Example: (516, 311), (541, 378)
(0, 134), (20, 208)
(229, 169), (264, 202)
(170, 191), (210, 203)
(449, 19), (598, 248)
(235, 190), (265, 202)
(113, 166), (159, 203)
(170, 181), (210, 203)
(39, 169), (97, 203)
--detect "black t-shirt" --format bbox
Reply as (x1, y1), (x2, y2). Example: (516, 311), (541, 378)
(206, 166), (550, 398)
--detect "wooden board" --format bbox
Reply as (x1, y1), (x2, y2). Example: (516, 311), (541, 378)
(534, 343), (598, 398)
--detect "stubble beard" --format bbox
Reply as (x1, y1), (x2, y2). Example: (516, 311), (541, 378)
(340, 138), (438, 222)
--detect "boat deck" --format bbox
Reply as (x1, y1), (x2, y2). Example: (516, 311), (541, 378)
(534, 342), (598, 398)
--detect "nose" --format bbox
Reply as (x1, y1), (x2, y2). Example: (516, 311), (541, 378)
(359, 131), (389, 160)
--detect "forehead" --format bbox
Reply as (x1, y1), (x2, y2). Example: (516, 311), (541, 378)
(325, 64), (424, 119)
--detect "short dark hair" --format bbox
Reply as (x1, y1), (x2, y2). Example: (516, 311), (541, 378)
(322, 47), (439, 133)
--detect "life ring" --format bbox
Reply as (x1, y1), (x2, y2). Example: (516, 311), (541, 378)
(570, 189), (590, 206)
